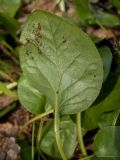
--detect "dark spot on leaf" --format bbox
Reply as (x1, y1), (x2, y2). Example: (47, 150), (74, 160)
(33, 24), (35, 28)
(26, 38), (30, 43)
(38, 23), (42, 30)
(39, 50), (43, 54)
(56, 91), (59, 94)
(26, 50), (29, 56)
(31, 56), (34, 60)
(33, 30), (41, 38)
(94, 75), (96, 78)
(62, 36), (67, 43)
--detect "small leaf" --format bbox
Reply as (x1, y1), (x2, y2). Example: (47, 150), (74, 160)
(18, 75), (46, 114)
(95, 12), (120, 27)
(40, 116), (77, 159)
(74, 0), (91, 20)
(94, 126), (120, 158)
(98, 46), (112, 82)
(19, 10), (103, 115)
(0, 0), (21, 17)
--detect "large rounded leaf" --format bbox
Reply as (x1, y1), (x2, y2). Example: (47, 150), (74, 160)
(18, 75), (46, 114)
(94, 126), (120, 159)
(40, 116), (77, 159)
(19, 10), (103, 114)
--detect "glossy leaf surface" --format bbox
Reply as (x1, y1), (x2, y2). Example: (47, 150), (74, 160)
(20, 10), (103, 114)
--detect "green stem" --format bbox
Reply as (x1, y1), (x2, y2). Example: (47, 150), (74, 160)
(0, 70), (14, 82)
(37, 121), (43, 151)
(0, 82), (17, 95)
(77, 112), (87, 157)
(54, 101), (67, 160)
(112, 110), (120, 126)
(80, 155), (94, 160)
(36, 121), (46, 160)
(7, 82), (17, 89)
(2, 45), (19, 65)
(22, 109), (53, 129)
(0, 103), (16, 118)
(32, 123), (35, 160)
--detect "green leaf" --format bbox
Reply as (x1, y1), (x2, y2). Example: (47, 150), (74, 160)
(98, 46), (112, 82)
(83, 76), (120, 130)
(0, 13), (19, 37)
(18, 75), (46, 114)
(94, 126), (120, 159)
(98, 111), (119, 128)
(74, 0), (92, 21)
(0, 0), (21, 17)
(40, 116), (77, 159)
(95, 12), (120, 27)
(18, 140), (32, 160)
(19, 10), (103, 115)
(110, 0), (120, 9)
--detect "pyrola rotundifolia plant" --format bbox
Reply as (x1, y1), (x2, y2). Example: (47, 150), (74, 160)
(18, 10), (103, 160)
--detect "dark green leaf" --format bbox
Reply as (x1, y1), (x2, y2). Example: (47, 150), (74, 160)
(74, 0), (91, 21)
(94, 126), (120, 159)
(98, 111), (119, 128)
(95, 12), (120, 27)
(19, 10), (103, 114)
(18, 75), (46, 114)
(18, 140), (32, 160)
(0, 13), (19, 37)
(40, 116), (77, 159)
(98, 46), (112, 82)
(83, 76), (120, 130)
(110, 0), (120, 9)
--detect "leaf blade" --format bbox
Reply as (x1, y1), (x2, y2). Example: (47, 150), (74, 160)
(20, 10), (103, 114)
